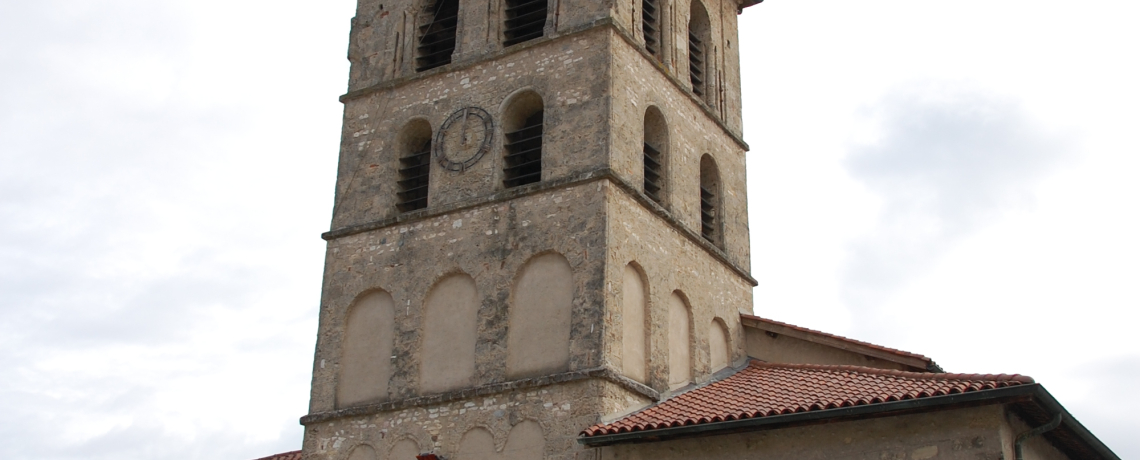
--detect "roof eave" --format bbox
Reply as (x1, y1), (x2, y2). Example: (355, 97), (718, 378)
(739, 0), (764, 10)
(578, 384), (1119, 460)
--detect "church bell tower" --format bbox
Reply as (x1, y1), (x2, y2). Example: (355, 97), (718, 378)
(302, 0), (762, 457)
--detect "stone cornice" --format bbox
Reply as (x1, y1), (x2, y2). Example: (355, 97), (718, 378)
(300, 366), (658, 426)
(322, 167), (758, 287)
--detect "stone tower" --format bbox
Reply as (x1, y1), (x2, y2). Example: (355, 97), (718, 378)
(301, 0), (762, 458)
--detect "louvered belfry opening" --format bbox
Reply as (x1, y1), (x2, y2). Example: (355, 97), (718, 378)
(643, 107), (667, 205)
(699, 155), (720, 246)
(642, 0), (661, 57)
(503, 0), (547, 46)
(688, 1), (710, 99)
(688, 31), (704, 97)
(503, 110), (544, 188)
(416, 0), (459, 72)
(643, 143), (663, 203)
(397, 139), (431, 212)
(699, 180), (715, 240)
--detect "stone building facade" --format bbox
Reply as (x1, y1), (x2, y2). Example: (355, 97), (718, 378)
(273, 0), (1121, 459)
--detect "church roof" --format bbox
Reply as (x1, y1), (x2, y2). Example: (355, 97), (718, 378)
(253, 451), (302, 460)
(740, 314), (942, 371)
(581, 361), (1032, 438)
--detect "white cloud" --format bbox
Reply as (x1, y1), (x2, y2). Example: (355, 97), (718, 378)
(841, 82), (1073, 309)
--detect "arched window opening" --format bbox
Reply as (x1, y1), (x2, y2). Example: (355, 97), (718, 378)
(642, 0), (662, 59)
(416, 0), (460, 72)
(699, 154), (722, 247)
(503, 0), (546, 46)
(643, 106), (667, 205)
(502, 92), (544, 188)
(688, 1), (711, 100)
(397, 120), (432, 212)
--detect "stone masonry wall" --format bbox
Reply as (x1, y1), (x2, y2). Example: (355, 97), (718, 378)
(345, 0), (617, 90)
(603, 181), (753, 399)
(343, 0), (743, 130)
(608, 28), (750, 269)
(332, 29), (610, 231)
(599, 405), (1013, 460)
(302, 379), (613, 460)
(310, 183), (608, 414)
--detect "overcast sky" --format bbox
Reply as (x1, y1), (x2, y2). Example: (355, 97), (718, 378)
(1, 0), (1136, 459)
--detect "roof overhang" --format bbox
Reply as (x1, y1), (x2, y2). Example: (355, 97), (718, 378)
(578, 384), (1119, 460)
(738, 0), (764, 12)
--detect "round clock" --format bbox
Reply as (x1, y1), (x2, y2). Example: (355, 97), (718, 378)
(434, 107), (495, 172)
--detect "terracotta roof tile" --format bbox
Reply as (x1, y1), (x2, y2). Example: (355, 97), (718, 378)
(581, 361), (1033, 437)
(254, 451), (302, 460)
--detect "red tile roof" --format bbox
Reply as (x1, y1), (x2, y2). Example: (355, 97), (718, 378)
(254, 451), (301, 460)
(741, 314), (938, 370)
(582, 361), (1033, 437)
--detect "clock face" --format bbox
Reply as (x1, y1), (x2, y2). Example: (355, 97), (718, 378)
(434, 107), (494, 172)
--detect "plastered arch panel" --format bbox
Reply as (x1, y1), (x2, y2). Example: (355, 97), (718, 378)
(709, 318), (730, 373)
(346, 444), (378, 460)
(622, 263), (648, 383)
(502, 420), (545, 460)
(337, 290), (396, 408)
(390, 438), (421, 460)
(420, 273), (479, 394)
(507, 253), (573, 379)
(456, 427), (496, 460)
(667, 292), (692, 387)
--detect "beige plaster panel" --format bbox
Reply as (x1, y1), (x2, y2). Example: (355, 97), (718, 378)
(338, 291), (398, 407)
(420, 274), (480, 394)
(390, 439), (421, 460)
(600, 405), (1012, 460)
(666, 292), (691, 387)
(347, 444), (378, 460)
(607, 30), (750, 269)
(303, 379), (609, 460)
(507, 253), (574, 379)
(620, 264), (648, 383)
(487, 420), (544, 460)
(603, 182), (752, 395)
(708, 318), (729, 372)
(333, 30), (610, 231)
(744, 327), (913, 371)
(310, 184), (606, 413)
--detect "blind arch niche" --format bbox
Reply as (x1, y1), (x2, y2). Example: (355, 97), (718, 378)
(336, 290), (396, 408)
(507, 252), (573, 379)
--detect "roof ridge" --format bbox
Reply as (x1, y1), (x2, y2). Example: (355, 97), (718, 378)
(740, 314), (932, 361)
(749, 360), (1035, 383)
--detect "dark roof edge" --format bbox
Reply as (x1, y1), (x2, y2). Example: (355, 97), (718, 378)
(1030, 384), (1121, 460)
(578, 384), (1119, 460)
(738, 0), (764, 11)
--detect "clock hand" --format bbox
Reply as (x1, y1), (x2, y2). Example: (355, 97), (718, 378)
(460, 108), (471, 146)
